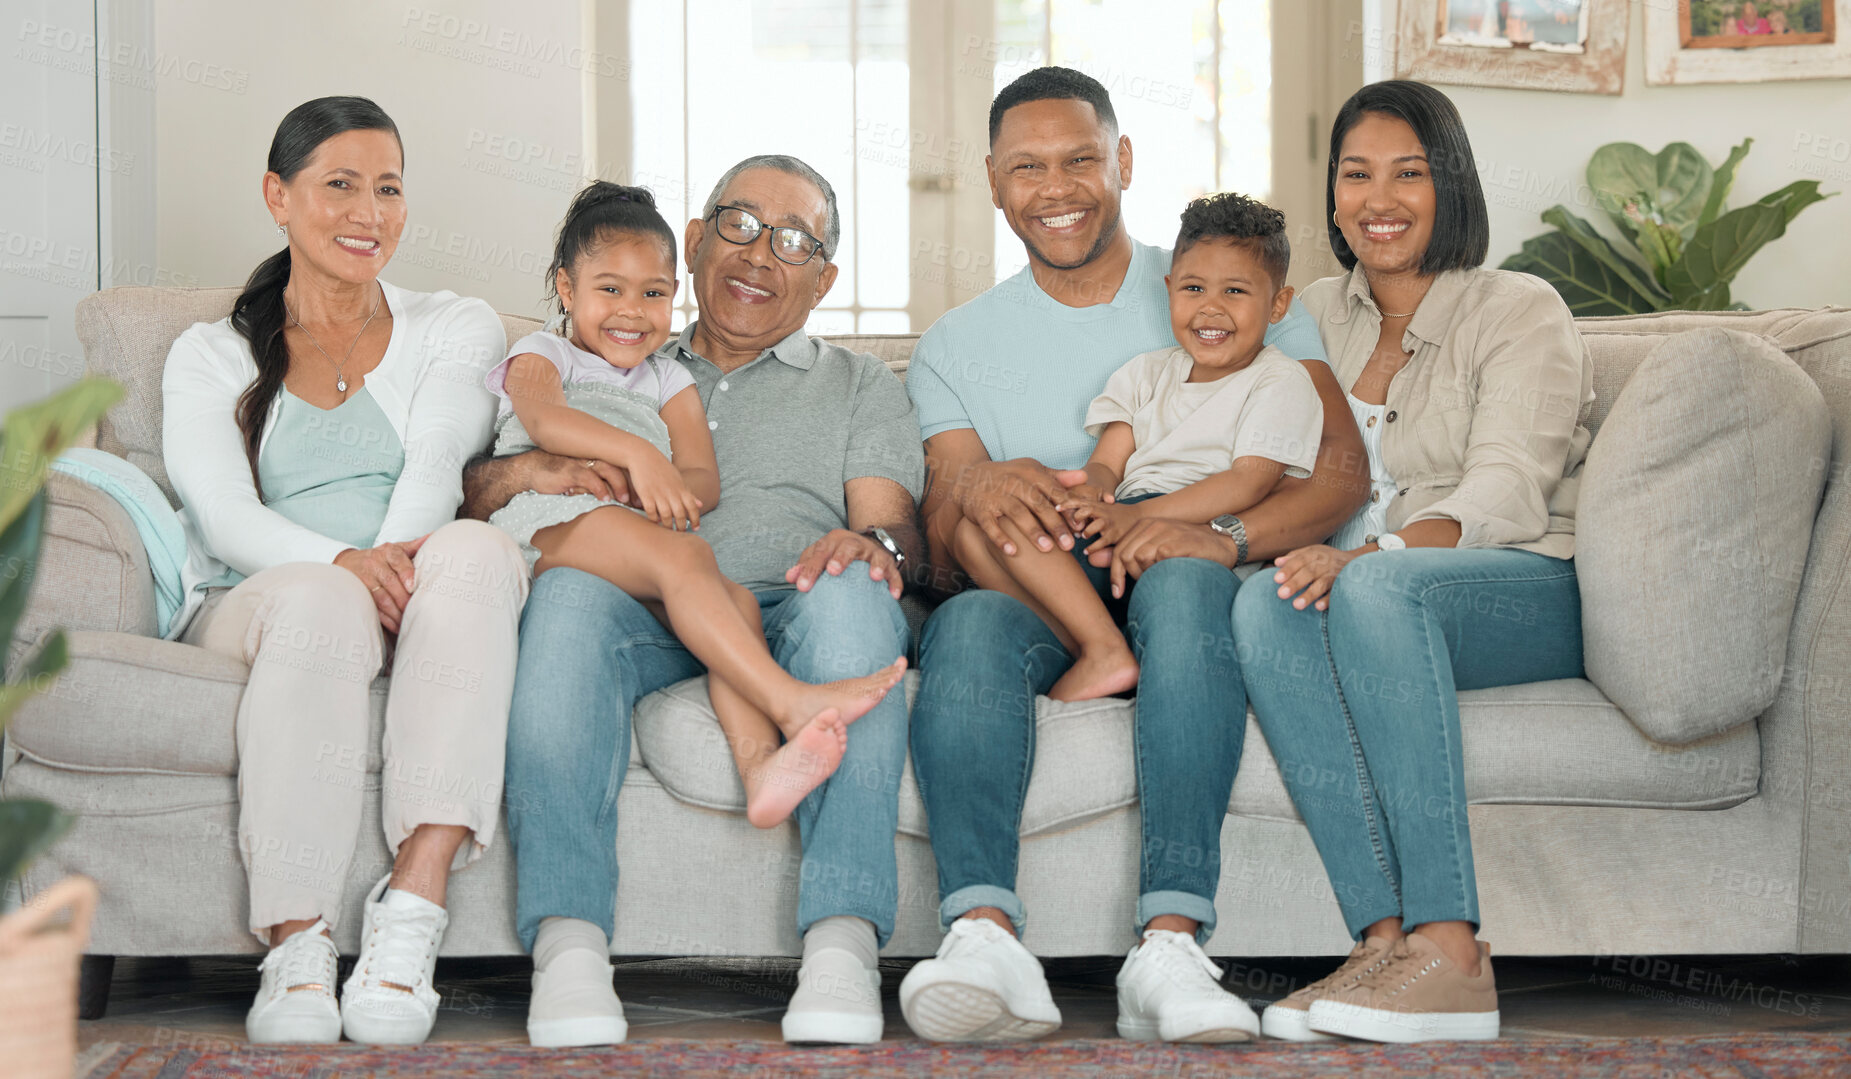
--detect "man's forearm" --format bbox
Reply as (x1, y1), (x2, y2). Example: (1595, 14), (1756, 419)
(458, 454), (531, 521)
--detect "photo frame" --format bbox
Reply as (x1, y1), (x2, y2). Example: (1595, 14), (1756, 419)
(1647, 0), (1851, 83)
(1395, 0), (1629, 95)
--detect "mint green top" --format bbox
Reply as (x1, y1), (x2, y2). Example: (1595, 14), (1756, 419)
(206, 388), (404, 589)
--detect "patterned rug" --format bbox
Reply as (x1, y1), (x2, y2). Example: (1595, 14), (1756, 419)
(74, 1034), (1851, 1078)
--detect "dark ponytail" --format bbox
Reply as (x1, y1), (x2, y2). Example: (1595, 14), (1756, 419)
(231, 95), (402, 497)
(545, 181), (678, 325)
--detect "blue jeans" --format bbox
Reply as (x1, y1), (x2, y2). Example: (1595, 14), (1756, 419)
(1232, 547), (1583, 938)
(504, 566), (910, 951)
(910, 555), (1243, 945)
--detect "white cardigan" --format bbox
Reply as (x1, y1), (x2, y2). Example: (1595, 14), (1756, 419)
(163, 280), (505, 634)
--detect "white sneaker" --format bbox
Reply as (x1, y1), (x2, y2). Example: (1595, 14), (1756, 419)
(528, 949), (627, 1047)
(781, 947), (884, 1044)
(898, 917), (1061, 1042)
(1115, 929), (1259, 1043)
(246, 920), (342, 1044)
(340, 875), (448, 1045)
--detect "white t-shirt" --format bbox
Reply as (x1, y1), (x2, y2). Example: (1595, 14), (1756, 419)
(486, 330), (695, 417)
(1084, 344), (1323, 499)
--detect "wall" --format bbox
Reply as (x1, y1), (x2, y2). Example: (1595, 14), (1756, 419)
(1370, 1), (1851, 310)
(153, 1), (594, 320)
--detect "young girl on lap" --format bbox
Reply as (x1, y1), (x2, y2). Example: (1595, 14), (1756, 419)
(954, 193), (1323, 701)
(486, 182), (904, 826)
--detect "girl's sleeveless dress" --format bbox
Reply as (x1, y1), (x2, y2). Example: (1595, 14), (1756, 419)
(487, 357), (678, 571)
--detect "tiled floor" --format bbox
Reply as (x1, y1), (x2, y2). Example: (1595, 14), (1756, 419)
(79, 950), (1851, 1050)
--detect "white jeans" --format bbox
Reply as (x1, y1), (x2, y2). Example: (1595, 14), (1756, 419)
(183, 520), (529, 940)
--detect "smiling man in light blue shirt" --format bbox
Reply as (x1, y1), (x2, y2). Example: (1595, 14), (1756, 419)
(900, 66), (1367, 1046)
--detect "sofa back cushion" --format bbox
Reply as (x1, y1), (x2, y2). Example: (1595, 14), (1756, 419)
(1576, 327), (1831, 743)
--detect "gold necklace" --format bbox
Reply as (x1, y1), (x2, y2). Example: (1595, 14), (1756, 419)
(285, 287), (383, 394)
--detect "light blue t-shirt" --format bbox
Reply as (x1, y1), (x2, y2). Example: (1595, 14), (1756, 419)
(907, 239), (1327, 470)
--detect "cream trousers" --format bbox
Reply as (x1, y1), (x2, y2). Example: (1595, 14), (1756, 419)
(183, 520), (529, 939)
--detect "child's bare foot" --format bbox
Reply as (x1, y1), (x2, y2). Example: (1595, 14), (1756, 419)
(1047, 645), (1139, 702)
(779, 657), (907, 735)
(744, 713), (849, 828)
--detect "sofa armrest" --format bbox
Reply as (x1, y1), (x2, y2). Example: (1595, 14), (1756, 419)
(11, 471), (158, 655)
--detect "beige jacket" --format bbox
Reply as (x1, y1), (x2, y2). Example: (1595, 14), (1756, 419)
(1301, 266), (1595, 559)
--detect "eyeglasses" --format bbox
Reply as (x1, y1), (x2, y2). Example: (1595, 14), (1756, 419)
(706, 205), (828, 266)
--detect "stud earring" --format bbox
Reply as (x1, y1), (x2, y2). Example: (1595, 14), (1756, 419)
(276, 223), (286, 237)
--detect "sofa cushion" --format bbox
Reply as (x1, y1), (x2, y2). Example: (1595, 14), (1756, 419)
(631, 673), (1760, 834)
(6, 631), (643, 778)
(1577, 328), (1831, 744)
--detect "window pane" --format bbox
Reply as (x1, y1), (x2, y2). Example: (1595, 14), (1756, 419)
(858, 310), (911, 333)
(1218, 0), (1271, 202)
(856, 0), (909, 312)
(636, 0), (911, 333)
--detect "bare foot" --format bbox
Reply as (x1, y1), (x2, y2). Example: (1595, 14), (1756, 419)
(744, 713), (849, 828)
(1047, 645), (1139, 702)
(779, 657), (907, 735)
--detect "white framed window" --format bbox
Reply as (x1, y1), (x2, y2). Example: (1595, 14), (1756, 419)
(619, 0), (1358, 334)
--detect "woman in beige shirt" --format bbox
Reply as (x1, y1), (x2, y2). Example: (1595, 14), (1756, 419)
(1232, 80), (1595, 1044)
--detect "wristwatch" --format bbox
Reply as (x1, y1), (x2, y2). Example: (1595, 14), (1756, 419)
(1375, 532), (1407, 551)
(861, 525), (906, 567)
(1209, 514), (1249, 566)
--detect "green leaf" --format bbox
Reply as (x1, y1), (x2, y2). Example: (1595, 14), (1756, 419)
(1756, 179), (1835, 228)
(1538, 206), (1671, 304)
(1697, 138), (1752, 228)
(1666, 203), (1790, 305)
(1653, 142), (1714, 233)
(0, 800), (74, 887)
(1587, 142), (1659, 222)
(0, 379), (123, 536)
(0, 629), (66, 732)
(0, 490), (45, 653)
(1500, 230), (1664, 317)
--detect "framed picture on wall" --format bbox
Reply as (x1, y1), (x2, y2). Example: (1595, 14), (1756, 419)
(1648, 0), (1851, 82)
(1396, 0), (1629, 94)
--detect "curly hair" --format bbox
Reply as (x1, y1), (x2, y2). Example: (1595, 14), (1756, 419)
(1173, 192), (1290, 290)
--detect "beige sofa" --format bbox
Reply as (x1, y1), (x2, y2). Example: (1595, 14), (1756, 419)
(7, 289), (1850, 1019)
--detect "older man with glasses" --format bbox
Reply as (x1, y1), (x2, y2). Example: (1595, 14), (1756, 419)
(461, 155), (926, 1047)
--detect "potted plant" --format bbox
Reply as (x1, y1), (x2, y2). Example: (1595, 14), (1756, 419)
(1501, 138), (1835, 315)
(0, 378), (124, 1079)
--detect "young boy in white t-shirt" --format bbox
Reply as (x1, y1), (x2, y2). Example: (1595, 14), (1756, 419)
(953, 192), (1323, 701)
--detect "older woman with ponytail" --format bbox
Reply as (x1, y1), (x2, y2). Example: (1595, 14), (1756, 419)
(161, 95), (528, 1047)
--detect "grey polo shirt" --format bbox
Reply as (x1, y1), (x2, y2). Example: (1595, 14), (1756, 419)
(665, 323), (925, 591)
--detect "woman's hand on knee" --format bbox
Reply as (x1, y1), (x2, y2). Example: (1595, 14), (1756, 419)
(334, 536), (426, 632)
(1271, 544), (1358, 612)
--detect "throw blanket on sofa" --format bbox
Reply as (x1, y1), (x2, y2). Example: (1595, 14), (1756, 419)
(50, 448), (188, 639)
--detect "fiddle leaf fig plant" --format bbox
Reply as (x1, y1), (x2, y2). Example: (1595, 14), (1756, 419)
(1, 378), (122, 887)
(1502, 138), (1834, 315)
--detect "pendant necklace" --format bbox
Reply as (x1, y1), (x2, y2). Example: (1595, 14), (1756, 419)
(286, 286), (383, 395)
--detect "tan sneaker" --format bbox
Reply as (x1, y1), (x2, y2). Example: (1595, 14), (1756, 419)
(1307, 933), (1498, 1042)
(1258, 936), (1393, 1042)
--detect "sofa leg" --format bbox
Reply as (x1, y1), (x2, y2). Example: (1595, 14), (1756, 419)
(78, 954), (114, 1020)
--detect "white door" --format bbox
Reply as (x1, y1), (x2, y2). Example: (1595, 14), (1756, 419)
(0, 0), (100, 416)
